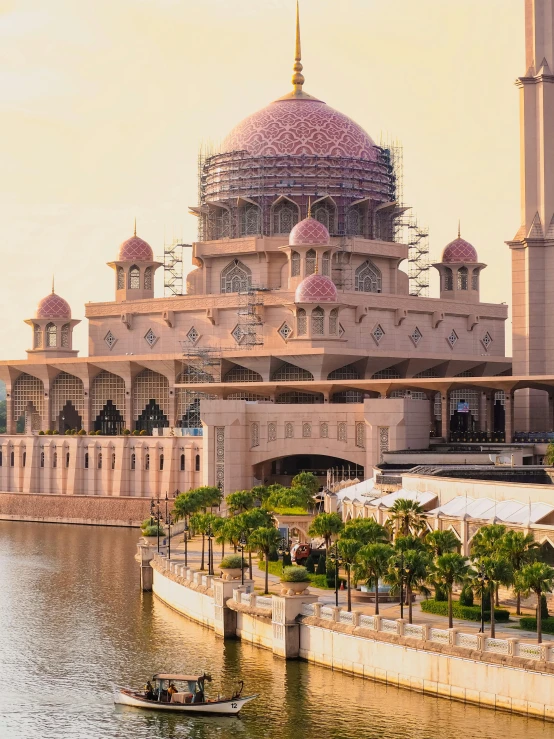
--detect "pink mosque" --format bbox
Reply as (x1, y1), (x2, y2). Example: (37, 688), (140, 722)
(0, 1), (553, 519)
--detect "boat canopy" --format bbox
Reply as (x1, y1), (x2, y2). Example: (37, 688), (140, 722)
(153, 674), (204, 682)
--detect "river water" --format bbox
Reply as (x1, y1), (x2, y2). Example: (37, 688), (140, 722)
(0, 522), (552, 739)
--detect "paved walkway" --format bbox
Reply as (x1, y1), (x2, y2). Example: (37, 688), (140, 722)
(159, 532), (553, 643)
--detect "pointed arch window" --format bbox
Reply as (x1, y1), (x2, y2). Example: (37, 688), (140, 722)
(312, 306), (325, 335)
(84, 452), (89, 469)
(180, 454), (185, 471)
(145, 453), (150, 471)
(472, 268), (479, 291)
(239, 205), (261, 236)
(313, 201), (335, 231)
(61, 324), (70, 348)
(131, 453), (135, 470)
(195, 454), (200, 472)
(111, 452), (116, 470)
(129, 265), (140, 290)
(144, 267), (152, 291)
(355, 260), (382, 293)
(458, 266), (468, 290)
(34, 325), (42, 349)
(46, 323), (57, 347)
(329, 308), (339, 335)
(291, 251), (301, 277)
(297, 308), (307, 336)
(220, 259), (252, 294)
(305, 249), (316, 276)
(117, 267), (124, 290)
(66, 452), (70, 468)
(322, 252), (330, 276)
(272, 200), (298, 234)
(10, 451), (14, 467)
(159, 454), (164, 471)
(53, 452), (57, 468)
(40, 452), (45, 468)
(98, 452), (102, 470)
(443, 267), (454, 291)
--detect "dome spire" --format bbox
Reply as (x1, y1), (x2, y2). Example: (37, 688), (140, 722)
(134, 217), (137, 237)
(458, 219), (461, 239)
(292, 1), (305, 94)
(51, 275), (55, 294)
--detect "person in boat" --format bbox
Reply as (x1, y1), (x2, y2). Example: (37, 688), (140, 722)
(144, 681), (155, 700)
(167, 683), (178, 701)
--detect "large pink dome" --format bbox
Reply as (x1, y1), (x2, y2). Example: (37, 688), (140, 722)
(118, 235), (153, 261)
(295, 273), (338, 303)
(289, 217), (330, 246)
(222, 98), (377, 160)
(36, 293), (71, 320)
(442, 237), (478, 263)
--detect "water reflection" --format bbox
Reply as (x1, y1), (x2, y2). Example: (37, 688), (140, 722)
(0, 521), (552, 739)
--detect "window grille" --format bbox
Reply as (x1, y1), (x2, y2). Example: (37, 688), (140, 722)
(372, 324), (385, 344)
(320, 422), (329, 438)
(145, 453), (150, 471)
(305, 249), (316, 276)
(251, 422), (260, 447)
(144, 328), (157, 348)
(13, 373), (44, 422)
(272, 201), (298, 234)
(472, 269), (479, 291)
(276, 391), (324, 404)
(224, 366), (263, 383)
(447, 330), (458, 348)
(285, 422), (294, 438)
(355, 261), (382, 293)
(328, 364), (360, 380)
(329, 308), (338, 335)
(221, 259), (251, 294)
(144, 266), (152, 290)
(347, 207), (362, 235)
(356, 422), (365, 448)
(104, 331), (117, 350)
(178, 367), (214, 384)
(46, 323), (57, 347)
(268, 422), (277, 441)
(291, 251), (300, 277)
(297, 309), (307, 336)
(312, 306), (324, 335)
(131, 453), (135, 470)
(91, 371), (125, 431)
(227, 392), (269, 400)
(51, 372), (85, 424)
(449, 389), (479, 420)
(322, 252), (330, 276)
(302, 423), (311, 438)
(117, 267), (124, 289)
(135, 399), (169, 435)
(239, 205), (261, 236)
(457, 266), (468, 290)
(60, 324), (70, 348)
(129, 265), (140, 289)
(314, 202), (335, 231)
(84, 453), (89, 469)
(338, 422), (347, 441)
(271, 362), (313, 381)
(33, 324), (42, 349)
(482, 332), (493, 350)
(372, 368), (400, 379)
(98, 452), (102, 469)
(111, 453), (116, 470)
(278, 323), (293, 341)
(40, 452), (44, 468)
(414, 369), (439, 378)
(443, 267), (453, 291)
(410, 327), (423, 346)
(332, 390), (364, 403)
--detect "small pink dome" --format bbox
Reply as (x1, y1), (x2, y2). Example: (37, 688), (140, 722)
(118, 235), (153, 261)
(289, 217), (330, 246)
(295, 273), (338, 303)
(36, 293), (71, 320)
(442, 237), (478, 263)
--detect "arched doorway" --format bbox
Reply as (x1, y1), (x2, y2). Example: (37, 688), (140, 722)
(257, 454), (364, 489)
(57, 401), (82, 433)
(94, 400), (124, 435)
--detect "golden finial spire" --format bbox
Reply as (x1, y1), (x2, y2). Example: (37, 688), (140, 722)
(314, 251), (319, 274)
(51, 275), (55, 294)
(458, 220), (461, 239)
(308, 196), (312, 218)
(292, 1), (305, 94)
(134, 217), (137, 237)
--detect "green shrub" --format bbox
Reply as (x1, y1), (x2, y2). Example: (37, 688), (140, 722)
(268, 545), (279, 562)
(316, 554), (326, 575)
(77, 429), (86, 435)
(139, 429), (147, 436)
(38, 430), (45, 435)
(459, 585), (474, 607)
(421, 599), (510, 623)
(435, 584), (448, 602)
(64, 429), (71, 435)
(219, 554), (244, 569)
(142, 524), (164, 537)
(281, 566), (309, 582)
(519, 617), (554, 634)
(132, 430), (140, 436)
(123, 429), (131, 435)
(305, 553), (316, 574)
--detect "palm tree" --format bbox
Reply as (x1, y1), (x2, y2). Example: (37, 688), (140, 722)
(516, 562), (554, 643)
(190, 512), (218, 570)
(173, 491), (202, 537)
(354, 543), (394, 615)
(226, 490), (256, 515)
(426, 529), (460, 556)
(402, 550), (431, 624)
(343, 518), (389, 545)
(500, 530), (540, 615)
(432, 553), (472, 628)
(250, 527), (281, 594)
(479, 556), (513, 637)
(337, 538), (362, 611)
(236, 509), (274, 579)
(387, 499), (426, 538)
(472, 525), (508, 605)
(308, 512), (344, 550)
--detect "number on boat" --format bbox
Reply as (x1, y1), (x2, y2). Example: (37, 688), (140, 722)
(231, 703), (237, 709)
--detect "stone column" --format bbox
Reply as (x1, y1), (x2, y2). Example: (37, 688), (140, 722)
(441, 392), (449, 440)
(124, 381), (133, 432)
(479, 393), (488, 432)
(549, 392), (554, 432)
(6, 391), (15, 435)
(213, 578), (241, 638)
(505, 392), (515, 442)
(138, 544), (154, 591)
(271, 593), (319, 659)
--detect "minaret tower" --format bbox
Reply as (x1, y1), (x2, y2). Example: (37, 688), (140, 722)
(508, 0), (554, 429)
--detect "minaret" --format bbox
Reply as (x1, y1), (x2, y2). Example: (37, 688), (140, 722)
(509, 0), (554, 430)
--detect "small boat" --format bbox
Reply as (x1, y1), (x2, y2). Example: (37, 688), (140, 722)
(114, 673), (257, 716)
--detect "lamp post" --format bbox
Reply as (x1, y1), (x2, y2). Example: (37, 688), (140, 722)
(184, 522), (189, 567)
(166, 511), (173, 560)
(206, 523), (214, 576)
(238, 534), (247, 586)
(394, 552), (411, 620)
(329, 542), (343, 608)
(477, 569), (490, 633)
(278, 535), (290, 574)
(151, 496), (161, 553)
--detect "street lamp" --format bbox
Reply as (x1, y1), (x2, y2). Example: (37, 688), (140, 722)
(477, 569), (490, 633)
(394, 553), (411, 620)
(166, 511), (173, 560)
(278, 535), (290, 573)
(206, 523), (214, 576)
(328, 542), (343, 608)
(238, 534), (247, 586)
(151, 496), (161, 553)
(183, 522), (189, 567)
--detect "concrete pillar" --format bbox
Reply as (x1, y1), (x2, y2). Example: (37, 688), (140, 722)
(124, 381), (133, 432)
(441, 392), (449, 440)
(549, 393), (554, 432)
(139, 544), (154, 591)
(505, 393), (514, 442)
(82, 388), (91, 432)
(486, 392), (495, 433)
(6, 393), (15, 435)
(271, 594), (318, 659)
(479, 393), (487, 432)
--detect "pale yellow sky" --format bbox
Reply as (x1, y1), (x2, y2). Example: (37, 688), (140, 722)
(0, 0), (522, 357)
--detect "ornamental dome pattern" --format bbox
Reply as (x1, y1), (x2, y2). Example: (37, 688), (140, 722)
(222, 98), (377, 160)
(36, 293), (71, 319)
(289, 217), (330, 246)
(118, 235), (153, 261)
(295, 273), (338, 303)
(442, 237), (478, 264)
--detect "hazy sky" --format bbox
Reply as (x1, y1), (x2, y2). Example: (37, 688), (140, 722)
(0, 0), (523, 358)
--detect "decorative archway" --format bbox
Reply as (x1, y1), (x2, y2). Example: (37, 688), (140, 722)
(135, 399), (169, 435)
(57, 400), (82, 433)
(94, 400), (124, 435)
